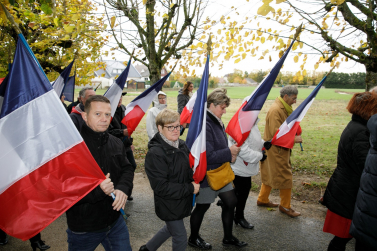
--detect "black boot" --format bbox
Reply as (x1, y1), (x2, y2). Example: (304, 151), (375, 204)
(139, 245), (149, 251)
(234, 215), (254, 229)
(30, 240), (50, 251)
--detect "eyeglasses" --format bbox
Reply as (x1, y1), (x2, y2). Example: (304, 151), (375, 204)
(164, 125), (180, 131)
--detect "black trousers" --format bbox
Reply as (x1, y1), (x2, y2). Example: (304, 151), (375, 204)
(233, 175), (252, 219)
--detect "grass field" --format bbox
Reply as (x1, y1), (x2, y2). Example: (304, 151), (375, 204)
(72, 86), (364, 202)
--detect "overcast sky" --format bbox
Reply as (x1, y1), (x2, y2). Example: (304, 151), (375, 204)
(97, 0), (366, 77)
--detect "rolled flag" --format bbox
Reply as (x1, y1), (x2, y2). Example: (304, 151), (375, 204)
(0, 35), (105, 240)
(104, 58), (132, 117)
(121, 73), (171, 136)
(63, 74), (75, 102)
(52, 59), (74, 98)
(186, 54), (209, 190)
(0, 74), (9, 111)
(225, 40), (295, 147)
(271, 76), (326, 149)
(180, 91), (197, 125)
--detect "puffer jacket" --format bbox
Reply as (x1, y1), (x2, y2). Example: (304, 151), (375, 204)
(350, 114), (377, 249)
(323, 114), (370, 219)
(228, 118), (264, 177)
(145, 133), (194, 221)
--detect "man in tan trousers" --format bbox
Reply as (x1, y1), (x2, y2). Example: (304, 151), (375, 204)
(257, 86), (303, 217)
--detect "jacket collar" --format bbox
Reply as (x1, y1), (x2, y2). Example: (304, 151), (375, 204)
(81, 123), (109, 146)
(207, 110), (223, 128)
(352, 114), (368, 126)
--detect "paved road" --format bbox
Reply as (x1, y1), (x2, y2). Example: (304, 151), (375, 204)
(0, 173), (355, 251)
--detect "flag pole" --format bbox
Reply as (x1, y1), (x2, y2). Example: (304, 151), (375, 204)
(192, 35), (212, 207)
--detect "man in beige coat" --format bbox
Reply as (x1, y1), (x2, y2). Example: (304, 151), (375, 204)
(257, 86), (303, 217)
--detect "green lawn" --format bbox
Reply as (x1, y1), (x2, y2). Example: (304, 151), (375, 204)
(71, 86), (359, 176)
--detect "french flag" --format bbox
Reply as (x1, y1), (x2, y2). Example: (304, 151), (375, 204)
(0, 35), (105, 241)
(225, 40), (294, 147)
(186, 55), (209, 186)
(121, 73), (171, 136)
(63, 73), (75, 102)
(180, 92), (197, 125)
(52, 59), (74, 98)
(271, 77), (326, 149)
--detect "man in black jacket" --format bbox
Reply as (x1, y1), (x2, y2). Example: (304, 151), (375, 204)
(70, 87), (95, 131)
(66, 95), (133, 251)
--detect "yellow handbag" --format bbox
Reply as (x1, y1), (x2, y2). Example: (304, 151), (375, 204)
(206, 162), (235, 191)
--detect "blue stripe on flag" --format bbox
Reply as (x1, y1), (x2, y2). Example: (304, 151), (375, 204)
(0, 39), (52, 118)
(64, 75), (75, 102)
(185, 55), (210, 149)
(129, 73), (171, 103)
(285, 76), (326, 124)
(242, 42), (294, 111)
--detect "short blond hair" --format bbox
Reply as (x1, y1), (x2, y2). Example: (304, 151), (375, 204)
(156, 109), (180, 128)
(207, 88), (230, 108)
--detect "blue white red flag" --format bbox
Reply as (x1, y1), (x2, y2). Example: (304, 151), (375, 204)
(104, 58), (132, 117)
(121, 73), (171, 136)
(271, 77), (326, 149)
(63, 74), (75, 102)
(180, 91), (197, 125)
(225, 41), (295, 147)
(185, 55), (209, 184)
(0, 35), (104, 241)
(52, 60), (74, 98)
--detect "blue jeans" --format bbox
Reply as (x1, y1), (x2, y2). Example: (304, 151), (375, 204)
(67, 216), (131, 251)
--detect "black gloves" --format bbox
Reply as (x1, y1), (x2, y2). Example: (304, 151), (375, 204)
(263, 141), (272, 150)
(261, 150), (267, 162)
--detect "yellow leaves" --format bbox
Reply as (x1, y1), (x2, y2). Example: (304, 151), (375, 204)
(220, 16), (226, 24)
(345, 57), (348, 62)
(303, 69), (307, 76)
(227, 40), (233, 46)
(238, 47), (244, 52)
(294, 55), (299, 63)
(314, 63), (319, 70)
(143, 0), (147, 4)
(110, 16), (116, 29)
(234, 58), (241, 63)
(64, 24), (75, 33)
(251, 48), (255, 54)
(276, 0), (286, 3)
(322, 19), (328, 30)
(199, 35), (206, 40)
(258, 56), (264, 60)
(330, 0), (345, 5)
(170, 3), (175, 8)
(261, 37), (266, 44)
(71, 14), (79, 21)
(54, 17), (59, 26)
(257, 2), (275, 16)
(269, 55), (272, 62)
(162, 13), (169, 19)
(217, 29), (221, 35)
(257, 29), (263, 36)
(242, 53), (246, 59)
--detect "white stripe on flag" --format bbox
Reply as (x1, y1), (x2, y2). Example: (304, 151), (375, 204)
(0, 90), (82, 194)
(124, 89), (159, 117)
(185, 92), (197, 112)
(275, 99), (314, 139)
(190, 102), (207, 172)
(104, 80), (122, 117)
(52, 75), (64, 97)
(238, 110), (259, 134)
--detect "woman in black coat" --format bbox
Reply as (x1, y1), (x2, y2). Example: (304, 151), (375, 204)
(141, 109), (199, 251)
(177, 81), (193, 115)
(322, 92), (377, 251)
(350, 113), (377, 250)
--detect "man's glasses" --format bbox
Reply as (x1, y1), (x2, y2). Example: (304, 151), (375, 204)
(164, 125), (180, 131)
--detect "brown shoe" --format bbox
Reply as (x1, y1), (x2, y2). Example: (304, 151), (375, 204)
(279, 205), (301, 217)
(257, 200), (279, 207)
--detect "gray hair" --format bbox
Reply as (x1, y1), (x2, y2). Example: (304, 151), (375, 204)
(207, 88), (230, 108)
(280, 86), (298, 98)
(79, 87), (94, 98)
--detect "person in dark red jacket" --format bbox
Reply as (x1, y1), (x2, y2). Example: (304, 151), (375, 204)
(323, 92), (377, 251)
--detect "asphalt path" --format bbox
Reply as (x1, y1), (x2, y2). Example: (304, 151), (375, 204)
(0, 173), (355, 251)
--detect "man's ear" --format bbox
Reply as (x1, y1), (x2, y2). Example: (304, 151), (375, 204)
(82, 112), (87, 123)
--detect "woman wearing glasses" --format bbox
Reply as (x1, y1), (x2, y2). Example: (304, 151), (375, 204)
(141, 109), (200, 251)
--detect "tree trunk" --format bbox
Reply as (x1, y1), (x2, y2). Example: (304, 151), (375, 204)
(149, 64), (161, 86)
(365, 63), (377, 91)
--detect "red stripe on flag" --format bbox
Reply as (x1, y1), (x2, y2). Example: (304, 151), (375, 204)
(225, 101), (247, 146)
(180, 106), (192, 125)
(192, 151), (207, 184)
(0, 142), (105, 241)
(271, 122), (301, 149)
(121, 105), (145, 136)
